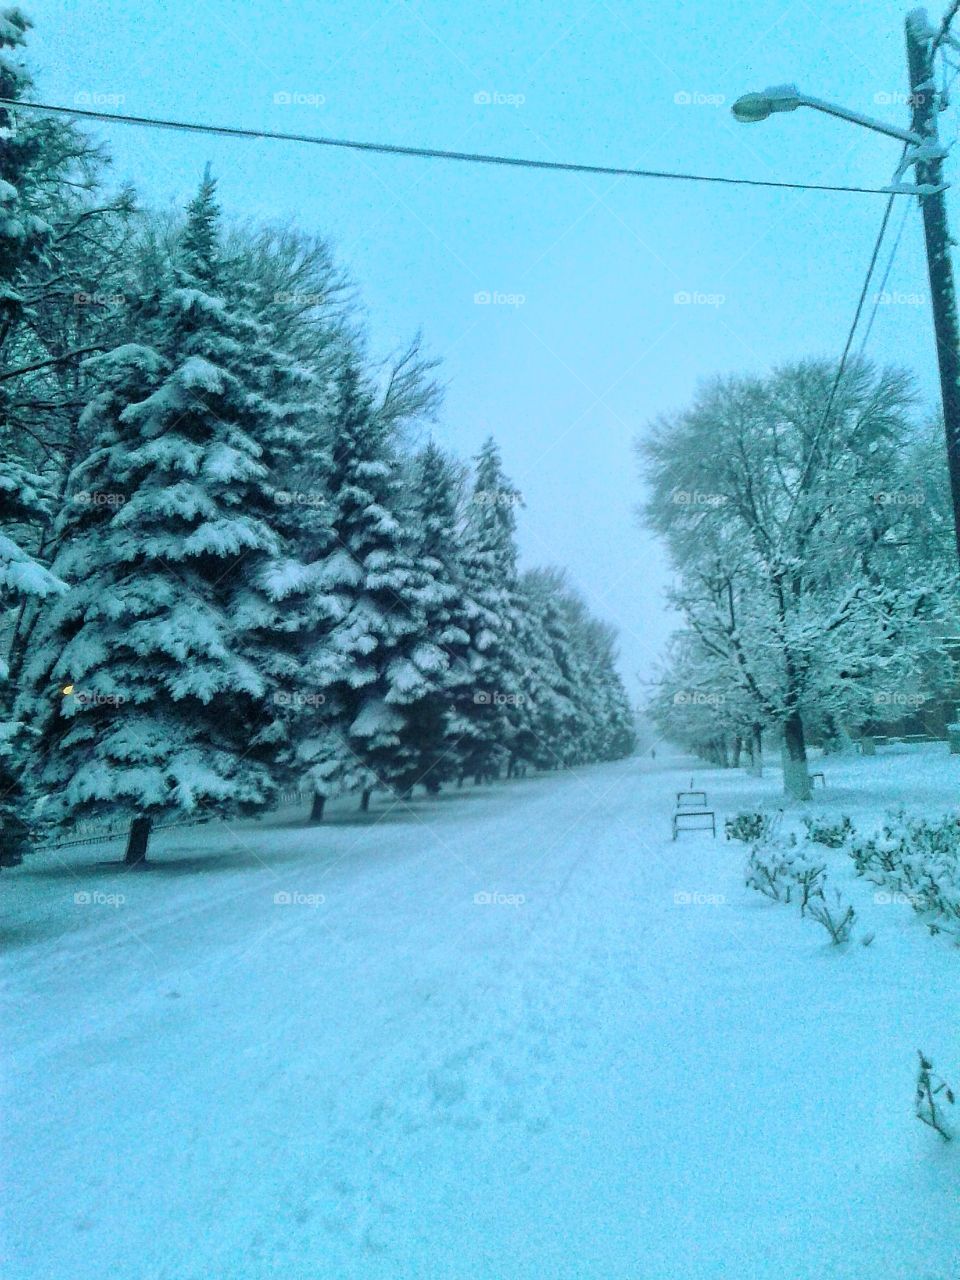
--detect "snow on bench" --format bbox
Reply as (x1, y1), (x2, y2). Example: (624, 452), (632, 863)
(676, 790), (708, 810)
(672, 809), (716, 840)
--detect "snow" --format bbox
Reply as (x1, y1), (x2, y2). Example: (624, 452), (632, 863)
(176, 355), (224, 395)
(0, 533), (64, 599)
(348, 696), (404, 738)
(3, 745), (960, 1279)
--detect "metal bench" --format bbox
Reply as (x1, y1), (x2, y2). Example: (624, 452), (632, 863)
(672, 809), (716, 840)
(676, 790), (708, 810)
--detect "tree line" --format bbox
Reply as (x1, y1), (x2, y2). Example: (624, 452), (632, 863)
(638, 358), (958, 798)
(0, 12), (635, 866)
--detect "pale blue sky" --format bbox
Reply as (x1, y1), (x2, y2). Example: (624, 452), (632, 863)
(28, 0), (955, 695)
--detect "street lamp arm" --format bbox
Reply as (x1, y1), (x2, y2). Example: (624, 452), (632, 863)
(793, 93), (924, 146)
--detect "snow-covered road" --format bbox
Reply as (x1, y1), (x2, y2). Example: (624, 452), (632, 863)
(4, 750), (960, 1279)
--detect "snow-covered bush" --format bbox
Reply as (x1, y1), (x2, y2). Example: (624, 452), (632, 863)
(847, 812), (960, 942)
(727, 809), (778, 844)
(744, 839), (831, 920)
(916, 1051), (955, 1141)
(806, 887), (856, 945)
(803, 815), (854, 848)
(744, 835), (809, 900)
(792, 857), (828, 917)
(745, 842), (795, 902)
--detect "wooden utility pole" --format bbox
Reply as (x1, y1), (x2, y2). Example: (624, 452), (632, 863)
(905, 7), (960, 565)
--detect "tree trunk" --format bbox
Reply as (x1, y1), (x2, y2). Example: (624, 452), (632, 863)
(730, 735), (742, 769)
(309, 792), (325, 822)
(781, 713), (811, 801)
(747, 723), (763, 776)
(360, 788), (371, 813)
(124, 815), (152, 867)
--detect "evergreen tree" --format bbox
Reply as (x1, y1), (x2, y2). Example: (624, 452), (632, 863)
(298, 362), (449, 816)
(23, 174), (292, 864)
(515, 568), (581, 770)
(457, 438), (524, 782)
(0, 8), (51, 342)
(0, 450), (64, 866)
(393, 441), (473, 794)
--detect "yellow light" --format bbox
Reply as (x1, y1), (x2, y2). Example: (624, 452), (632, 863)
(61, 684), (74, 696)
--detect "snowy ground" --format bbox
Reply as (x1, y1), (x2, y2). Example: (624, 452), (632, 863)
(4, 746), (960, 1280)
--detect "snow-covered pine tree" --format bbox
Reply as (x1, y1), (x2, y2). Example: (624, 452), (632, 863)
(298, 361), (449, 816)
(456, 437), (525, 783)
(0, 452), (64, 866)
(514, 568), (582, 770)
(217, 233), (340, 795)
(578, 615), (636, 761)
(391, 441), (473, 794)
(23, 172), (294, 864)
(0, 6), (135, 861)
(0, 8), (51, 341)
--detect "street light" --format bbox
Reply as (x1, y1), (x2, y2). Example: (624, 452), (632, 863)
(731, 84), (922, 144)
(732, 10), (960, 572)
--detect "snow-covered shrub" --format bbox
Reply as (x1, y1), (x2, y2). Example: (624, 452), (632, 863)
(726, 809), (778, 844)
(806, 887), (856, 945)
(849, 811), (960, 878)
(744, 837), (831, 918)
(803, 815), (853, 848)
(792, 857), (828, 917)
(847, 812), (960, 943)
(745, 837), (799, 902)
(916, 1051), (955, 1141)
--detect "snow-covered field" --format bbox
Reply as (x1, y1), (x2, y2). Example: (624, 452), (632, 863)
(4, 746), (960, 1279)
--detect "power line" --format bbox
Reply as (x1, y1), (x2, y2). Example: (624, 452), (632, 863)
(783, 184), (900, 532)
(856, 198), (912, 358)
(932, 0), (960, 53)
(0, 97), (903, 197)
